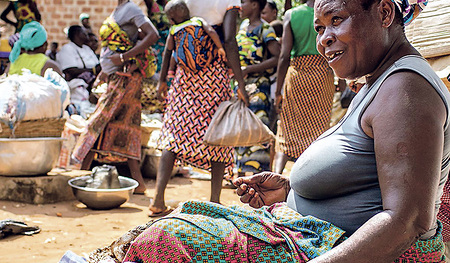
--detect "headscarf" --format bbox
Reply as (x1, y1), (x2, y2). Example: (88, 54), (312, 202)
(79, 13), (90, 21)
(391, 0), (428, 26)
(9, 21), (47, 63)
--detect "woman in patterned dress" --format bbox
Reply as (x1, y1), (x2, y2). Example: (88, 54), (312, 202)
(149, 0), (249, 216)
(0, 0), (41, 33)
(234, 0), (280, 175)
(71, 0), (159, 194)
(272, 0), (335, 174)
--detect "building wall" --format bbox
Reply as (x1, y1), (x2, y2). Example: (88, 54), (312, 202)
(0, 0), (149, 48)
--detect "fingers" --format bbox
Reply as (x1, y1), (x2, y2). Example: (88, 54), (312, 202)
(249, 192), (263, 208)
(232, 174), (261, 187)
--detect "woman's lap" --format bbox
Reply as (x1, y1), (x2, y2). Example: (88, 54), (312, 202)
(122, 201), (446, 263)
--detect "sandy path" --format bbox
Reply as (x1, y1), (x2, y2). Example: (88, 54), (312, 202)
(0, 176), (242, 263)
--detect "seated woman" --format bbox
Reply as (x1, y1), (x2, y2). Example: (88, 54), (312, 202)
(7, 21), (62, 77)
(56, 25), (101, 113)
(121, 0), (450, 262)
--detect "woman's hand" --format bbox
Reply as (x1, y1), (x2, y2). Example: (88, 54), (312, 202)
(109, 53), (123, 66)
(156, 82), (168, 102)
(218, 48), (227, 62)
(233, 172), (290, 208)
(275, 93), (283, 113)
(236, 82), (250, 106)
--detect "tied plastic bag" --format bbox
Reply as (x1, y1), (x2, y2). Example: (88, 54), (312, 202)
(0, 69), (70, 125)
(203, 98), (274, 147)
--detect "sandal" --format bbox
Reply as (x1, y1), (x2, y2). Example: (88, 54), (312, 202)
(148, 207), (174, 218)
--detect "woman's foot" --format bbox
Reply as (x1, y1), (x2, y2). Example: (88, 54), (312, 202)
(133, 185), (147, 195)
(148, 205), (173, 217)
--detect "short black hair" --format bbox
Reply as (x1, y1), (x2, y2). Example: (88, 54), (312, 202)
(164, 0), (190, 22)
(266, 0), (278, 12)
(51, 41), (58, 48)
(68, 25), (84, 42)
(251, 0), (267, 12)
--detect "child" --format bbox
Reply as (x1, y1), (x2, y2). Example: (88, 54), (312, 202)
(158, 0), (226, 85)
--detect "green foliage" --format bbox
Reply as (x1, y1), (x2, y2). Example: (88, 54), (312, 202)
(273, 0), (305, 19)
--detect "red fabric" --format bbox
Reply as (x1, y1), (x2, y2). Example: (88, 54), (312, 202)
(438, 177), (450, 242)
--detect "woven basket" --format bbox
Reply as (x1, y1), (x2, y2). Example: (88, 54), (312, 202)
(0, 118), (66, 138)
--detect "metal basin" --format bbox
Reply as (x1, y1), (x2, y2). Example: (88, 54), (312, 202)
(68, 176), (138, 210)
(0, 137), (64, 176)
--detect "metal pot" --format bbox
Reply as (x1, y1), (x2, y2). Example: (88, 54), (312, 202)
(68, 175), (138, 210)
(0, 137), (64, 176)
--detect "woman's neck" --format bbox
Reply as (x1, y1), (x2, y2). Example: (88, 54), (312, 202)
(72, 39), (84, 48)
(118, 0), (129, 6)
(305, 0), (315, 8)
(366, 37), (417, 86)
(247, 13), (262, 28)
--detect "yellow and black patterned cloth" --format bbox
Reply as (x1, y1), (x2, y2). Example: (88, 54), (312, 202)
(99, 16), (156, 78)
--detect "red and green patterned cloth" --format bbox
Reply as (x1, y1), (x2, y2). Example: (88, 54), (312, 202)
(123, 201), (345, 262)
(123, 201), (446, 262)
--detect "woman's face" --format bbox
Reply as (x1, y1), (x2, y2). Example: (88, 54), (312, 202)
(261, 4), (277, 23)
(314, 0), (385, 80)
(240, 0), (254, 19)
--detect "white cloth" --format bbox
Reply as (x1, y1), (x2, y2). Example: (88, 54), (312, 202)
(186, 0), (241, 26)
(56, 42), (99, 71)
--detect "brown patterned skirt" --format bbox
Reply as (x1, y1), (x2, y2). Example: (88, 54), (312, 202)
(72, 72), (143, 163)
(275, 55), (335, 159)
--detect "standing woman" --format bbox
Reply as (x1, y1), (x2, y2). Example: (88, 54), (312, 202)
(149, 0), (249, 216)
(143, 0), (170, 74)
(140, 0), (170, 114)
(71, 0), (159, 194)
(234, 0), (280, 175)
(0, 0), (41, 33)
(272, 0), (335, 173)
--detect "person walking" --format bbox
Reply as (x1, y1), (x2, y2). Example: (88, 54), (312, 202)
(71, 0), (159, 195)
(272, 0), (335, 173)
(149, 0), (249, 216)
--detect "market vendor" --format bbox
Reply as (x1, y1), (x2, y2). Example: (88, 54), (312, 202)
(6, 21), (62, 77)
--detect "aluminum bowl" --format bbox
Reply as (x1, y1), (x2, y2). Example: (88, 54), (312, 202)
(68, 176), (138, 210)
(0, 137), (64, 176)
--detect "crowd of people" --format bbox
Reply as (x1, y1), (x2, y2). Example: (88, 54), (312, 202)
(3, 0), (450, 262)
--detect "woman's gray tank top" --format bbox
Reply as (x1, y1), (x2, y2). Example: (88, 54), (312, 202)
(287, 55), (450, 237)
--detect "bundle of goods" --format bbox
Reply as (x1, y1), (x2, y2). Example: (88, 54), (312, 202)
(0, 69), (70, 176)
(0, 69), (70, 138)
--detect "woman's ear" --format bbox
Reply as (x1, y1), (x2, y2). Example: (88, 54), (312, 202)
(251, 1), (259, 11)
(378, 0), (396, 28)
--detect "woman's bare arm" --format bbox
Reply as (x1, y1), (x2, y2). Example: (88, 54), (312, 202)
(109, 22), (159, 66)
(310, 71), (446, 262)
(275, 10), (293, 112)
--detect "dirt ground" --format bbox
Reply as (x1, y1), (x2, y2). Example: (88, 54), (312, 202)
(0, 173), (257, 263)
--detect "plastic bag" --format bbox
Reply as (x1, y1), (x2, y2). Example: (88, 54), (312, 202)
(203, 98), (274, 147)
(0, 69), (70, 124)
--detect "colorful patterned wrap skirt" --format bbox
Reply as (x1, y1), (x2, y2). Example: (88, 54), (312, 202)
(157, 61), (234, 171)
(123, 201), (346, 262)
(72, 73), (143, 163)
(275, 55), (335, 160)
(235, 77), (273, 174)
(122, 201), (446, 262)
